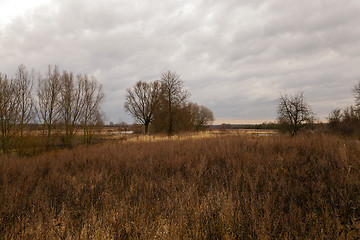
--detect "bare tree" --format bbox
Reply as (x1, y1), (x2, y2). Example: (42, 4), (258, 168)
(0, 74), (20, 154)
(277, 92), (314, 136)
(342, 105), (358, 122)
(59, 71), (85, 146)
(189, 102), (215, 131)
(125, 80), (161, 134)
(81, 75), (104, 144)
(160, 71), (189, 135)
(327, 108), (342, 129)
(15, 64), (34, 138)
(37, 65), (62, 139)
(353, 81), (360, 115)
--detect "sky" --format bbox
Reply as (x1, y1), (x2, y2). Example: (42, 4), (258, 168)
(1, 0), (360, 124)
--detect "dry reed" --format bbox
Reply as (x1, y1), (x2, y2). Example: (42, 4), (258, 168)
(0, 134), (359, 239)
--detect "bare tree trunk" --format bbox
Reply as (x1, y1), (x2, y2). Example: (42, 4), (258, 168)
(59, 71), (86, 147)
(160, 71), (189, 136)
(168, 97), (173, 136)
(37, 65), (61, 147)
(14, 65), (35, 154)
(80, 75), (103, 145)
(0, 74), (20, 154)
(144, 121), (150, 134)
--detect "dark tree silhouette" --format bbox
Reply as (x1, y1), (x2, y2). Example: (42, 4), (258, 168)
(277, 92), (314, 136)
(125, 80), (161, 134)
(160, 71), (189, 135)
(81, 75), (104, 144)
(15, 64), (34, 138)
(0, 74), (20, 153)
(37, 65), (62, 139)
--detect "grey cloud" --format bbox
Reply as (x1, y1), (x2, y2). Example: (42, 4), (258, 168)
(1, 0), (360, 123)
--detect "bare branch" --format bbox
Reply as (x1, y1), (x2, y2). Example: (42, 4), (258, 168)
(125, 80), (161, 134)
(277, 92), (315, 136)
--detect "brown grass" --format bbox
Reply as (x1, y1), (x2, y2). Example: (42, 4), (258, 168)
(0, 134), (359, 239)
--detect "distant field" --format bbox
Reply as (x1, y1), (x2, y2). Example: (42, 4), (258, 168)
(102, 128), (279, 141)
(0, 133), (359, 239)
(1, 127), (279, 156)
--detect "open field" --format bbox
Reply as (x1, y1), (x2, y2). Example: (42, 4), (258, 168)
(1, 127), (278, 157)
(0, 133), (359, 239)
(102, 129), (279, 141)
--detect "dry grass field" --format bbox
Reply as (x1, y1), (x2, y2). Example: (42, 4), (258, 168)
(103, 129), (278, 141)
(0, 133), (359, 239)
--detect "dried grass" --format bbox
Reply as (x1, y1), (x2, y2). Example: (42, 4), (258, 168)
(0, 134), (359, 239)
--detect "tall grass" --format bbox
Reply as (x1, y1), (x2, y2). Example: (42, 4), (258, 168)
(0, 134), (359, 239)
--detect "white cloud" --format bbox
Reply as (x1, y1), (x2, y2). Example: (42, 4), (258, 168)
(0, 0), (54, 28)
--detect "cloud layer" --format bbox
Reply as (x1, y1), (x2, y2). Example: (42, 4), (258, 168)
(1, 0), (360, 123)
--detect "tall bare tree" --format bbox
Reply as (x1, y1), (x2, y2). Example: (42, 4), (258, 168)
(15, 64), (34, 138)
(59, 71), (85, 146)
(37, 65), (62, 139)
(81, 75), (104, 144)
(277, 92), (314, 136)
(160, 71), (189, 135)
(125, 80), (161, 134)
(0, 74), (20, 154)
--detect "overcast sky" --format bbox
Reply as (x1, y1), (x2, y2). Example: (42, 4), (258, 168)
(1, 0), (360, 124)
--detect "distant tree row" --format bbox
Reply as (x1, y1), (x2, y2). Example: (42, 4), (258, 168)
(0, 65), (104, 154)
(277, 80), (360, 137)
(327, 81), (360, 136)
(125, 71), (214, 135)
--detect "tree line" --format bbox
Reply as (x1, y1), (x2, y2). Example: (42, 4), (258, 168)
(5, 64), (357, 154)
(0, 65), (103, 154)
(326, 81), (360, 136)
(125, 71), (214, 135)
(276, 81), (360, 136)
(0, 67), (214, 154)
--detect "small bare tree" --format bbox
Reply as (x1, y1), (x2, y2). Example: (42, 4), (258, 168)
(0, 74), (20, 154)
(81, 75), (104, 144)
(327, 108), (342, 129)
(37, 65), (62, 140)
(160, 71), (189, 135)
(277, 92), (314, 136)
(125, 80), (161, 134)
